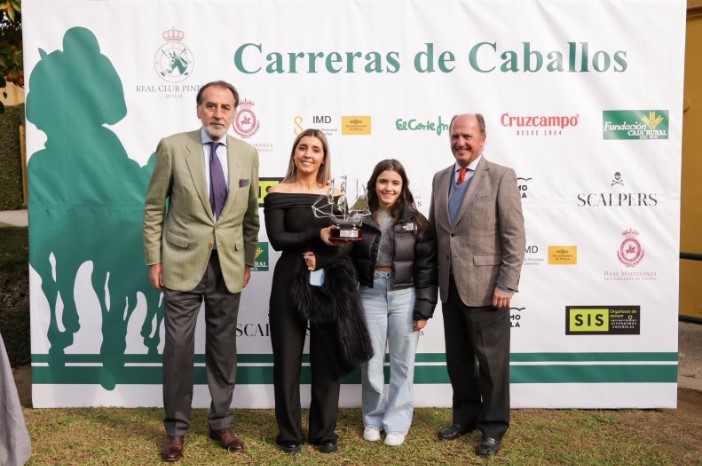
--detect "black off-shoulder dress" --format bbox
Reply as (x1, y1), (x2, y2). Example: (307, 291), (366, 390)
(264, 192), (372, 447)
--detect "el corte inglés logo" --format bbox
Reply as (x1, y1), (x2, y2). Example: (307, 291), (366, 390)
(602, 110), (668, 140)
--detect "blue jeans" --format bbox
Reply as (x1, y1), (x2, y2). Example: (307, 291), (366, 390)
(360, 271), (419, 434)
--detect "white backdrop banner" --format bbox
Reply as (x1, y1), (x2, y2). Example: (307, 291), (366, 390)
(23, 0), (685, 408)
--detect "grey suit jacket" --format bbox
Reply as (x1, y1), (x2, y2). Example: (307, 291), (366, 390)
(429, 157), (525, 306)
(143, 130), (260, 294)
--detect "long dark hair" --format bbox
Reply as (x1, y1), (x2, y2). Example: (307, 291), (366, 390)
(366, 159), (428, 233)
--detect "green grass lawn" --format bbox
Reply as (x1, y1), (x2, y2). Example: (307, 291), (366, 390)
(4, 226), (702, 465)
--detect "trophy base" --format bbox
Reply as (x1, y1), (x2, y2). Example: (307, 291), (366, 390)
(329, 225), (363, 243)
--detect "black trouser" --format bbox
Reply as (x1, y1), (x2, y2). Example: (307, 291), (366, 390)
(442, 275), (511, 440)
(269, 260), (340, 445)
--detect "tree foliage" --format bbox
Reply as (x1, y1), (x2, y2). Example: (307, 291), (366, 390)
(0, 0), (22, 113)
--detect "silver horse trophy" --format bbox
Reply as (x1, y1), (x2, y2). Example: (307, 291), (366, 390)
(312, 176), (371, 242)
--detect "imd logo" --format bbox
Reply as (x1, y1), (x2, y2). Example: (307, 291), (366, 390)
(602, 110), (669, 140)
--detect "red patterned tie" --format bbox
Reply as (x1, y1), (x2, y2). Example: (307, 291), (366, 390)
(456, 166), (468, 186)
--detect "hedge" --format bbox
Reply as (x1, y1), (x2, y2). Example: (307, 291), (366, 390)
(0, 104), (25, 210)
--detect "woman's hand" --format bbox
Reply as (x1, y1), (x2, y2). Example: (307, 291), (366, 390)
(413, 319), (427, 331)
(320, 225), (337, 246)
(302, 251), (317, 271)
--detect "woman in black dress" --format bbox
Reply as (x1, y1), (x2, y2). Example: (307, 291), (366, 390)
(264, 129), (372, 454)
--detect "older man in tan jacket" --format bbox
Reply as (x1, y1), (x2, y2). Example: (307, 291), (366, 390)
(143, 80), (259, 462)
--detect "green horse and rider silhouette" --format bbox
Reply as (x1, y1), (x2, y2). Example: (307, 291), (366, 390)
(26, 27), (163, 390)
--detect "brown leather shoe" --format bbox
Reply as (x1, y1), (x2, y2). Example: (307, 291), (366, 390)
(209, 428), (245, 452)
(161, 435), (184, 462)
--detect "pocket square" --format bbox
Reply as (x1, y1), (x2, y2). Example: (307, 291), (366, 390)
(239, 178), (250, 187)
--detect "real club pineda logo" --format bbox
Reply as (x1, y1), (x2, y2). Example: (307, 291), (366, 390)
(602, 110), (669, 140)
(233, 99), (261, 139)
(154, 27), (194, 82)
(251, 242), (269, 272)
(617, 228), (644, 267)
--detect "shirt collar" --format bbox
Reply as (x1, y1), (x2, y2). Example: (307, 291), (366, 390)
(454, 154), (482, 173)
(200, 128), (228, 148)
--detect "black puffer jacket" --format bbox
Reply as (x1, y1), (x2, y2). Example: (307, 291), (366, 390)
(352, 205), (438, 320)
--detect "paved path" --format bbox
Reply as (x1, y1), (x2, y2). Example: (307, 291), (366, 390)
(0, 208), (27, 227)
(2, 208), (700, 391)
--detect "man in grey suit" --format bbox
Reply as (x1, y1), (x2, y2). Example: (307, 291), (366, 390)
(429, 113), (525, 457)
(143, 80), (259, 462)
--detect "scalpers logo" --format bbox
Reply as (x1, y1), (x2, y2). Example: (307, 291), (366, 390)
(233, 99), (261, 138)
(501, 113), (579, 137)
(603, 110), (669, 140)
(251, 242), (269, 272)
(517, 177), (531, 199)
(395, 116), (449, 136)
(617, 228), (644, 267)
(576, 172), (658, 207)
(236, 322), (270, 337)
(154, 27), (194, 83)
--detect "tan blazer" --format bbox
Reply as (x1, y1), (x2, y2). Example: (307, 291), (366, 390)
(143, 130), (259, 293)
(429, 157), (525, 306)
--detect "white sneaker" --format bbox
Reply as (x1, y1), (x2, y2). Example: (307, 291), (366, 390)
(363, 426), (381, 442)
(384, 432), (406, 446)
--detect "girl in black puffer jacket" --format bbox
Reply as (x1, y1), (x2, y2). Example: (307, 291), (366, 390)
(351, 159), (438, 447)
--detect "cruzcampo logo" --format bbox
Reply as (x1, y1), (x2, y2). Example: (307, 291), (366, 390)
(252, 242), (269, 271)
(602, 110), (669, 140)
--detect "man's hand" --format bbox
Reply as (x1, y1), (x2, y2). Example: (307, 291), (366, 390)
(149, 264), (163, 290)
(242, 265), (252, 288)
(492, 287), (513, 309)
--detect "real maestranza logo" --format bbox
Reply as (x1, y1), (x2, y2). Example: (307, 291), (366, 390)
(602, 110), (669, 140)
(233, 98), (261, 138)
